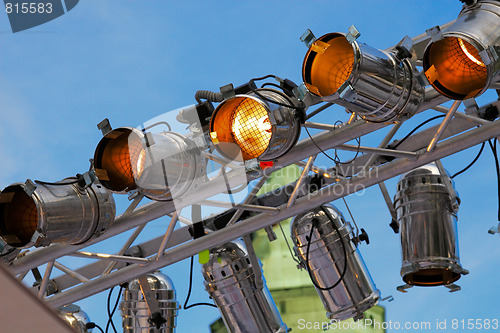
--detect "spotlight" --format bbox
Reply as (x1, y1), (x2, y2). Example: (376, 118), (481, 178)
(291, 205), (380, 321)
(94, 127), (202, 201)
(423, 1), (500, 99)
(394, 163), (468, 291)
(121, 271), (179, 333)
(301, 30), (424, 122)
(202, 241), (288, 333)
(57, 304), (92, 333)
(209, 89), (301, 161)
(0, 179), (115, 249)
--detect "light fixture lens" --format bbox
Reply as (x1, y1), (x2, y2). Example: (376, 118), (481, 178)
(424, 37), (487, 100)
(94, 128), (146, 192)
(210, 91), (301, 161)
(211, 96), (272, 161)
(1, 187), (37, 247)
(302, 33), (354, 97)
(231, 97), (272, 159)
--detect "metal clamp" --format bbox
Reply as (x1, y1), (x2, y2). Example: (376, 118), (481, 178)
(23, 179), (37, 196)
(97, 118), (112, 136)
(138, 275), (167, 329)
(444, 283), (461, 293)
(426, 26), (443, 42)
(346, 25), (360, 43)
(242, 235), (264, 290)
(220, 83), (235, 100)
(396, 283), (413, 293)
(300, 29), (316, 48)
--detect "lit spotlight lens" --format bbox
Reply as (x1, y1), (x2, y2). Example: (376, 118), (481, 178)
(424, 37), (487, 100)
(210, 91), (301, 162)
(231, 97), (272, 159)
(210, 96), (272, 161)
(94, 128), (146, 193)
(302, 33), (355, 97)
(0, 187), (37, 247)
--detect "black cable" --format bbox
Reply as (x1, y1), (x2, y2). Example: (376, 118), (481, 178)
(304, 206), (348, 291)
(183, 256), (217, 309)
(304, 125), (361, 166)
(278, 221), (301, 265)
(248, 76), (302, 110)
(488, 140), (500, 221)
(393, 115), (446, 149)
(0, 247), (16, 257)
(195, 90), (224, 104)
(451, 142), (486, 179)
(34, 178), (79, 186)
(94, 324), (105, 333)
(260, 82), (293, 96)
(105, 286), (122, 333)
(87, 323), (105, 333)
(105, 287), (114, 333)
(142, 121), (172, 132)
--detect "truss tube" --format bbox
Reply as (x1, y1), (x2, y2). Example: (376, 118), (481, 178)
(287, 155), (316, 208)
(45, 119), (500, 308)
(432, 105), (491, 126)
(49, 226), (192, 292)
(362, 122), (403, 171)
(53, 262), (89, 283)
(38, 261), (54, 299)
(157, 211), (179, 258)
(226, 173), (270, 226)
(8, 87), (449, 275)
(427, 100), (461, 152)
(336, 143), (417, 158)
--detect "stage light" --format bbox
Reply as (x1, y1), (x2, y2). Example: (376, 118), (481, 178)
(209, 90), (301, 161)
(423, 1), (500, 99)
(121, 271), (179, 333)
(301, 30), (424, 122)
(202, 241), (288, 333)
(394, 163), (468, 291)
(0, 179), (115, 249)
(94, 127), (201, 201)
(291, 205), (380, 321)
(57, 304), (92, 333)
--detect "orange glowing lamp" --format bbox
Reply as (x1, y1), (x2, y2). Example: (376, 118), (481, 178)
(209, 90), (301, 162)
(93, 127), (200, 201)
(424, 37), (487, 100)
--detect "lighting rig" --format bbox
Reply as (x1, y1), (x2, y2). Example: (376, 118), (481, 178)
(2, 1), (500, 332)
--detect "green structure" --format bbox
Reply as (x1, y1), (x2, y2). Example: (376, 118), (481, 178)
(210, 166), (386, 333)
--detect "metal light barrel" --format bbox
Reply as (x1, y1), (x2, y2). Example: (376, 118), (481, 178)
(394, 163), (468, 287)
(57, 304), (92, 333)
(302, 32), (424, 122)
(94, 127), (200, 201)
(291, 205), (380, 321)
(423, 0), (500, 99)
(0, 180), (115, 248)
(121, 271), (179, 333)
(202, 241), (288, 333)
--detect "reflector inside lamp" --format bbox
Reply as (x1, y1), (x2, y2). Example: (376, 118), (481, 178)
(424, 37), (487, 100)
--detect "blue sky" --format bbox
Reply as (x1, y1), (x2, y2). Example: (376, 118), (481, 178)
(2, 1), (500, 332)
